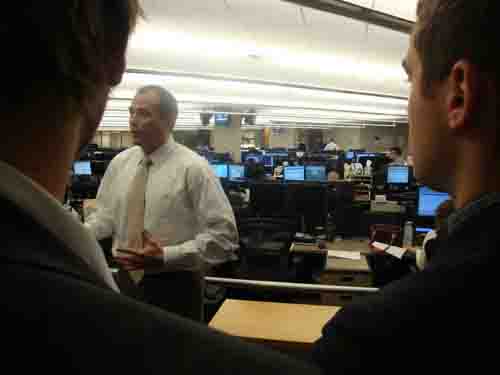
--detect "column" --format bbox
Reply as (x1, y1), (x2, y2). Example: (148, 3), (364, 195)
(268, 128), (297, 148)
(211, 115), (242, 163)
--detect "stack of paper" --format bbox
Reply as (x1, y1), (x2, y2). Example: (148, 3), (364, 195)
(327, 250), (361, 260)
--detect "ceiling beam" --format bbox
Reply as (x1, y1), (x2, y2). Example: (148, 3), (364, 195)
(126, 68), (408, 100)
(283, 0), (414, 34)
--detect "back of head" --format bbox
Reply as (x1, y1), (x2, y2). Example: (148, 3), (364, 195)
(390, 147), (402, 157)
(415, 0), (500, 97)
(3, 1), (143, 125)
(411, 0), (500, 198)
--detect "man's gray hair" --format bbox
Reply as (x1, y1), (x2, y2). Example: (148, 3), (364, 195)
(137, 86), (179, 123)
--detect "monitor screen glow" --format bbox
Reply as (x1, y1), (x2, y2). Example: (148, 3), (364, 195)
(211, 164), (228, 179)
(387, 166), (410, 184)
(284, 166), (305, 181)
(418, 187), (451, 217)
(305, 166), (327, 182)
(74, 161), (92, 176)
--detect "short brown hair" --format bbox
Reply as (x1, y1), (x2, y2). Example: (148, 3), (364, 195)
(3, 1), (143, 117)
(414, 1), (500, 92)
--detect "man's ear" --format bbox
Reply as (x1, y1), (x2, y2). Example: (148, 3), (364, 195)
(447, 60), (481, 132)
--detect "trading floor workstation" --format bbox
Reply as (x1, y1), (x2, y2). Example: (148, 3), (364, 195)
(67, 143), (449, 355)
(10, 1), (500, 373)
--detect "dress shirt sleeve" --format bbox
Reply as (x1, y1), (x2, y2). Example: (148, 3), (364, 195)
(84, 159), (117, 241)
(163, 163), (239, 269)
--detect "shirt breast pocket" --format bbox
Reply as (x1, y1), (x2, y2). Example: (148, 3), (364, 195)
(155, 188), (188, 220)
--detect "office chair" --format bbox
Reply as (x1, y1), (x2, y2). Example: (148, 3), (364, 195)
(369, 224), (402, 247)
(285, 184), (329, 235)
(249, 183), (287, 217)
(235, 217), (299, 282)
(328, 182), (355, 237)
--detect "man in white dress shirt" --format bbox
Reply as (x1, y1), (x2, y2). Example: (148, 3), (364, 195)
(86, 85), (238, 320)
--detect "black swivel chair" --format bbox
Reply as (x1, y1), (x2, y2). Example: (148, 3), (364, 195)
(235, 217), (299, 282)
(249, 182), (287, 218)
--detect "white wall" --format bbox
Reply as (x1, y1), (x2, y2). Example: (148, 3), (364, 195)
(268, 128), (297, 148)
(323, 125), (409, 154)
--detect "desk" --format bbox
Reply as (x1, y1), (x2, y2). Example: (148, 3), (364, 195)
(321, 254), (373, 306)
(209, 299), (339, 352)
(291, 238), (371, 255)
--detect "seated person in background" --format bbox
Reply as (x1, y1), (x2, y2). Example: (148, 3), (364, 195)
(0, 2), (320, 374)
(372, 199), (455, 271)
(273, 160), (286, 178)
(313, 1), (500, 373)
(387, 146), (406, 165)
(324, 138), (339, 152)
(327, 167), (340, 182)
(415, 199), (454, 269)
(245, 158), (266, 180)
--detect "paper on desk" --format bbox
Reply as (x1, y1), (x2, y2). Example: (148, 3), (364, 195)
(386, 246), (406, 259)
(371, 242), (406, 259)
(327, 250), (361, 260)
(372, 242), (388, 251)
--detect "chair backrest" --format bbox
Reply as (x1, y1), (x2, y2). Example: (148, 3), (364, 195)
(285, 184), (328, 234)
(237, 218), (298, 281)
(249, 183), (286, 217)
(370, 224), (402, 246)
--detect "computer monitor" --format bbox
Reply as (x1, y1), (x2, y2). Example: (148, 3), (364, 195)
(229, 165), (245, 180)
(245, 154), (262, 164)
(345, 151), (355, 161)
(73, 160), (92, 176)
(214, 113), (230, 127)
(305, 165), (327, 182)
(387, 165), (410, 184)
(417, 186), (451, 217)
(416, 227), (433, 234)
(211, 164), (229, 179)
(262, 155), (274, 168)
(284, 166), (305, 182)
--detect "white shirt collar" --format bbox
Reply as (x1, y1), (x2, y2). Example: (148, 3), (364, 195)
(141, 136), (177, 166)
(0, 161), (119, 292)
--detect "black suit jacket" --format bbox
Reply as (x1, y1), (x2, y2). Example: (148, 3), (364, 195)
(313, 202), (500, 373)
(0, 197), (320, 374)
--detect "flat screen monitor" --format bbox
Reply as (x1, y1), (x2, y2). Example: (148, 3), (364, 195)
(416, 227), (433, 234)
(284, 166), (305, 182)
(229, 165), (245, 180)
(74, 160), (92, 176)
(245, 154), (262, 164)
(262, 155), (274, 168)
(214, 113), (230, 127)
(387, 165), (410, 184)
(345, 151), (355, 160)
(356, 152), (376, 161)
(211, 164), (229, 179)
(305, 165), (327, 182)
(418, 186), (451, 217)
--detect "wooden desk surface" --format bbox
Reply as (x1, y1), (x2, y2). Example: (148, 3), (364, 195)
(325, 255), (370, 273)
(210, 299), (339, 346)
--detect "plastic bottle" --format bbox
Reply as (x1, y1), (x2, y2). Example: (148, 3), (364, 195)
(403, 221), (414, 248)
